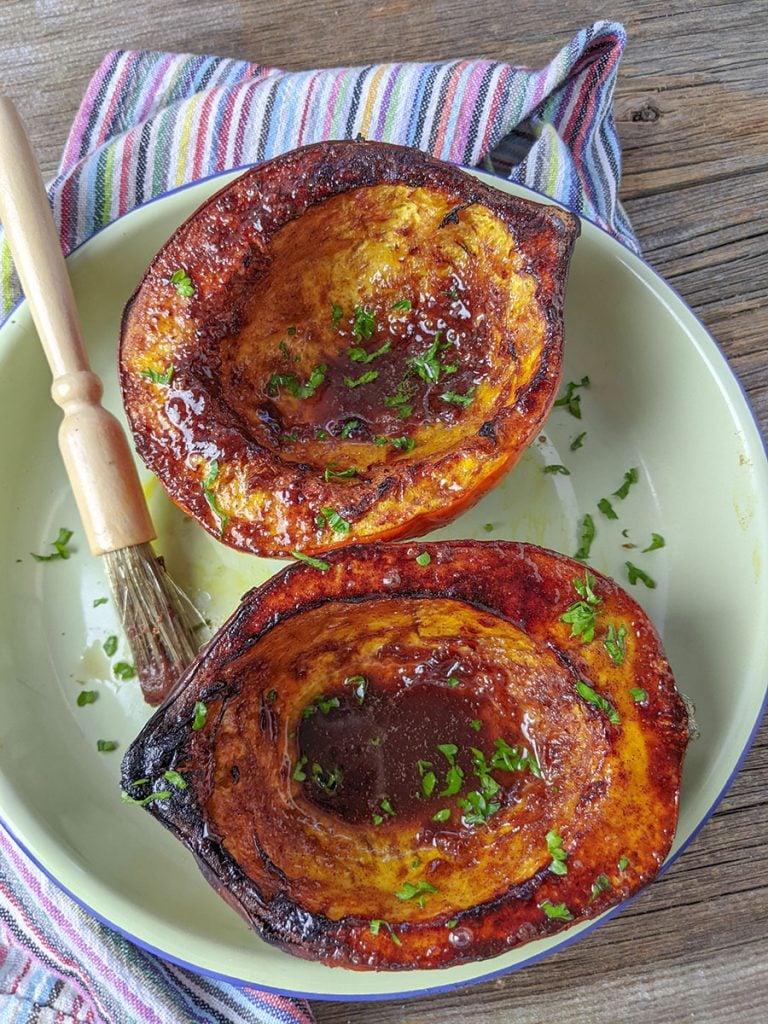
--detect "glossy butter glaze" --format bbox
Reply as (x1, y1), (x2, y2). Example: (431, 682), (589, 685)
(120, 141), (579, 557)
(121, 541), (689, 970)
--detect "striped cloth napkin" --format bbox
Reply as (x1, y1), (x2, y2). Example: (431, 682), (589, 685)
(0, 20), (635, 1023)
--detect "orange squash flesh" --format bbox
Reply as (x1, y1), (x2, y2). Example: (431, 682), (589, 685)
(119, 142), (579, 557)
(121, 541), (689, 970)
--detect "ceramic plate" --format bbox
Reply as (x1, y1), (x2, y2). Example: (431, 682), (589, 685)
(1, 169), (766, 1000)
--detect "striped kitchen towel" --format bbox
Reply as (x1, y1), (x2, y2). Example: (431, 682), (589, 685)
(0, 20), (634, 1024)
(0, 20), (636, 319)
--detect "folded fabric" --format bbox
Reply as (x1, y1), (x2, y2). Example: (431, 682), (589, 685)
(0, 20), (635, 1023)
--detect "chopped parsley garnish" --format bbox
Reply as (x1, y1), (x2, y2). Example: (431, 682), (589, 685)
(395, 880), (438, 905)
(391, 299), (412, 312)
(379, 797), (395, 817)
(303, 695), (341, 717)
(490, 738), (541, 777)
(343, 370), (379, 388)
(278, 340), (298, 363)
(323, 465), (358, 481)
(140, 364), (174, 385)
(266, 363), (327, 399)
(97, 740), (118, 753)
(352, 306), (376, 340)
(317, 507), (351, 534)
(103, 635), (118, 658)
(642, 533), (665, 552)
(540, 900), (573, 921)
(339, 419), (359, 439)
(604, 622), (628, 665)
(77, 690), (97, 706)
(458, 788), (500, 826)
(546, 829), (568, 876)
(169, 268), (194, 297)
(470, 719), (482, 732)
(625, 562), (657, 588)
(441, 387), (475, 408)
(344, 674), (367, 704)
(292, 756), (308, 781)
(410, 332), (447, 383)
(597, 497), (618, 520)
(120, 786), (172, 802)
(92, 597), (108, 607)
(432, 808), (451, 822)
(438, 743), (458, 763)
(447, 676), (460, 687)
(445, 918), (459, 929)
(570, 431), (587, 451)
(618, 855), (630, 871)
(543, 464), (570, 475)
(113, 662), (135, 680)
(331, 303), (343, 328)
(483, 523), (495, 533)
(370, 919), (402, 945)
(629, 687), (648, 703)
(575, 680), (620, 725)
(390, 436), (415, 452)
(440, 763), (464, 797)
(384, 382), (415, 418)
(31, 527), (74, 562)
(191, 701), (208, 731)
(415, 551), (431, 566)
(202, 459), (228, 534)
(347, 340), (391, 363)
(553, 376), (589, 418)
(163, 770), (187, 790)
(291, 551), (331, 570)
(266, 689), (277, 702)
(315, 428), (328, 441)
(311, 762), (341, 794)
(561, 570), (602, 642)
(613, 467), (639, 500)
(589, 873), (612, 902)
(574, 513), (596, 561)
(420, 769), (437, 798)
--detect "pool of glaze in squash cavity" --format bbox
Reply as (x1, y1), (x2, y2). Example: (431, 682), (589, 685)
(214, 183), (542, 471)
(203, 595), (606, 924)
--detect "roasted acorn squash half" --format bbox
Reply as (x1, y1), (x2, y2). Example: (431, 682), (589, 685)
(119, 141), (579, 557)
(121, 541), (688, 970)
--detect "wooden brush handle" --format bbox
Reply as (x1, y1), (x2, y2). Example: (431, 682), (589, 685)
(0, 97), (155, 555)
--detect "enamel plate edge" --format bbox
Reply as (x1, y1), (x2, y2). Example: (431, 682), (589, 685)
(0, 167), (766, 999)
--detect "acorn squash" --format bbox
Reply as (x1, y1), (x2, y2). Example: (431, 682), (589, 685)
(119, 141), (579, 557)
(121, 540), (689, 970)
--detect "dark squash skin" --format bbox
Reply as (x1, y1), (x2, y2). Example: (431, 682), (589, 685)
(119, 141), (579, 557)
(121, 541), (689, 970)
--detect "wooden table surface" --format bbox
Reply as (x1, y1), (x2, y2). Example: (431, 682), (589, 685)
(1, 1), (766, 1021)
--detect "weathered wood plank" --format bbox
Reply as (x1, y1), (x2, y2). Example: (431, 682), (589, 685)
(0, 2), (765, 1021)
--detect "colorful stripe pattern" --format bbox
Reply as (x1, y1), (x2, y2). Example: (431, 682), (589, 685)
(0, 21), (636, 320)
(1, 21), (635, 1021)
(0, 821), (314, 1022)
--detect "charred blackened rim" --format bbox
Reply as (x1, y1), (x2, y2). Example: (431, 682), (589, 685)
(121, 539), (688, 968)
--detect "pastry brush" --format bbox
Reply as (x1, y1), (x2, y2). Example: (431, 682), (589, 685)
(0, 96), (201, 706)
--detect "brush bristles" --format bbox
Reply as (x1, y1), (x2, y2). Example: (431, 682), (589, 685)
(102, 543), (203, 706)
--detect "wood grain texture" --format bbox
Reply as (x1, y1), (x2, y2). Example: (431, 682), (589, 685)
(0, 1), (766, 1020)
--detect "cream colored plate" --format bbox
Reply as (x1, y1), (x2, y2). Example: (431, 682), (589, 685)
(0, 169), (766, 999)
